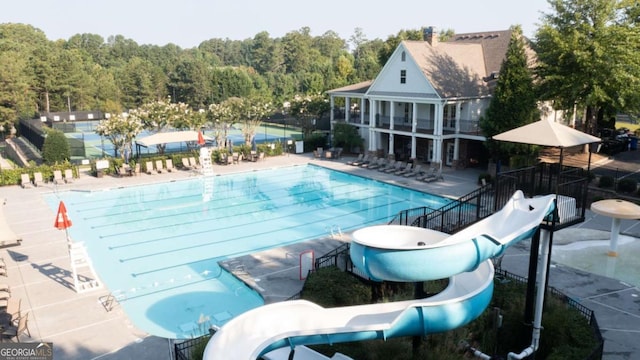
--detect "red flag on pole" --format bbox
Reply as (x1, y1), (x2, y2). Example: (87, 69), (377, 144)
(197, 131), (205, 146)
(54, 201), (72, 230)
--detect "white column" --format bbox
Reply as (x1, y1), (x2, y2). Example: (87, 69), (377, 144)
(388, 134), (394, 157)
(456, 103), (462, 133)
(389, 101), (395, 130)
(345, 97), (351, 123)
(360, 98), (365, 124)
(412, 103), (418, 133)
(368, 100), (377, 152)
(454, 137), (460, 161)
(433, 102), (444, 165)
(411, 103), (418, 159)
(330, 96), (335, 122)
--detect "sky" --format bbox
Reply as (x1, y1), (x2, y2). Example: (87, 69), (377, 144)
(1, 0), (552, 48)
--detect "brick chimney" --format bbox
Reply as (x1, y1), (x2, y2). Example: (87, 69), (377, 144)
(423, 26), (438, 46)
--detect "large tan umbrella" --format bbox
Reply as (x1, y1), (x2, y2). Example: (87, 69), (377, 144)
(492, 118), (601, 148)
(492, 118), (601, 173)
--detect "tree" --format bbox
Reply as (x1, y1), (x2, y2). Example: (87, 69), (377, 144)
(535, 0), (640, 134)
(332, 122), (363, 153)
(130, 98), (189, 154)
(0, 50), (34, 127)
(208, 98), (236, 148)
(168, 56), (211, 108)
(42, 128), (71, 164)
(238, 97), (273, 146)
(95, 113), (142, 159)
(377, 29), (423, 66)
(480, 26), (540, 164)
(286, 93), (330, 138)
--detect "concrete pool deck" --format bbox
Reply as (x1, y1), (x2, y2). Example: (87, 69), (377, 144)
(0, 153), (637, 359)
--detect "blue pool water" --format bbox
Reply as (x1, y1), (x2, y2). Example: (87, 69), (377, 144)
(45, 164), (453, 339)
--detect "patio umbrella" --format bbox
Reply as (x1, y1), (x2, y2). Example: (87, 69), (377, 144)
(492, 118), (601, 148)
(54, 201), (72, 244)
(197, 131), (206, 146)
(492, 118), (602, 187)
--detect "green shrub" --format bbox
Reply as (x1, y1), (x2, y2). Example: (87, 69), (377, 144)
(302, 267), (370, 307)
(597, 175), (614, 188)
(302, 267), (597, 359)
(617, 178), (638, 193)
(42, 129), (71, 164)
(304, 133), (327, 152)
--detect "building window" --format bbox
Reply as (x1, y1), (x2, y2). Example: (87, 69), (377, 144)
(404, 103), (410, 123)
(400, 70), (406, 84)
(401, 51), (406, 61)
(443, 104), (457, 128)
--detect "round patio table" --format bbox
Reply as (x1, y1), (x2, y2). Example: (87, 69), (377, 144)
(590, 199), (640, 257)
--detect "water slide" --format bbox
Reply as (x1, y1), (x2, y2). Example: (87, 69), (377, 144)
(203, 191), (556, 359)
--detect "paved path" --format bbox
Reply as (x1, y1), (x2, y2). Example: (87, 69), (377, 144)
(0, 153), (637, 359)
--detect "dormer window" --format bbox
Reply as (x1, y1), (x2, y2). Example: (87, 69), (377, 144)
(401, 51), (406, 61)
(400, 70), (406, 84)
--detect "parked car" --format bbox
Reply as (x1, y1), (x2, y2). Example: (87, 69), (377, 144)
(598, 128), (629, 155)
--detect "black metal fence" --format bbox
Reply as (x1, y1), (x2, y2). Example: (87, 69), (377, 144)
(174, 334), (212, 360)
(388, 184), (494, 234)
(494, 268), (604, 360)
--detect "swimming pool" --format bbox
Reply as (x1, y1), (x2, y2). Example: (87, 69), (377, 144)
(46, 164), (453, 339)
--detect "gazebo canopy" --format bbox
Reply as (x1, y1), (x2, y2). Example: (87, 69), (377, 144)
(136, 130), (212, 147)
(492, 119), (601, 148)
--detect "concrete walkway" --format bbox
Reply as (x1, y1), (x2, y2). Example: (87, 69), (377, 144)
(0, 153), (637, 359)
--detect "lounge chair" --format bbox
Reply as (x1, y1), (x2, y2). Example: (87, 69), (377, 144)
(53, 170), (64, 184)
(1, 311), (30, 342)
(404, 164), (424, 178)
(117, 165), (128, 177)
(360, 156), (378, 168)
(0, 298), (20, 325)
(366, 158), (386, 170)
(166, 159), (175, 172)
(182, 157), (193, 170)
(394, 163), (413, 175)
(346, 154), (363, 165)
(378, 159), (396, 172)
(232, 153), (240, 164)
(422, 168), (443, 183)
(33, 172), (44, 187)
(352, 154), (370, 167)
(145, 161), (157, 175)
(189, 157), (201, 169)
(155, 160), (165, 173)
(64, 169), (74, 183)
(20, 174), (32, 189)
(416, 167), (436, 181)
(258, 152), (265, 161)
(384, 161), (404, 173)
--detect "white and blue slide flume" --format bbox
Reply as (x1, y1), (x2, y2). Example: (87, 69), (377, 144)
(203, 191), (555, 359)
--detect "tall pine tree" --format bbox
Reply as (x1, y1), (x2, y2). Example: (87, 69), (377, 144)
(479, 26), (540, 166)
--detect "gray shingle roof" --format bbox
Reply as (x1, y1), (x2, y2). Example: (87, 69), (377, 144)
(403, 29), (513, 99)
